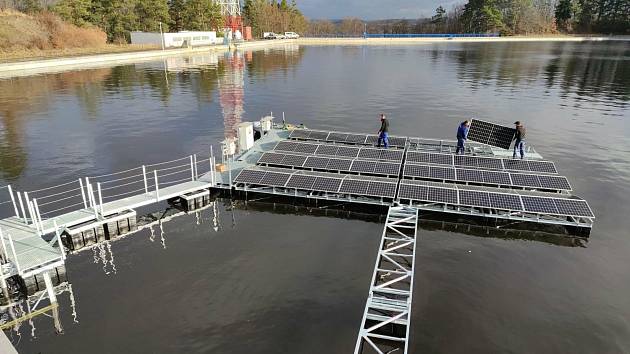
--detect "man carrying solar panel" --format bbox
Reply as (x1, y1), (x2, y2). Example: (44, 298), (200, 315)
(456, 120), (471, 154)
(513, 121), (526, 159)
(377, 113), (389, 148)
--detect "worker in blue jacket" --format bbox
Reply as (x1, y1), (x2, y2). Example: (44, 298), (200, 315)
(456, 120), (471, 154)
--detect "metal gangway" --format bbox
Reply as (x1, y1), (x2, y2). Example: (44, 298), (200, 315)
(354, 206), (419, 354)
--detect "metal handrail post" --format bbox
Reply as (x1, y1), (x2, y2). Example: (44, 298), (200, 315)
(28, 200), (41, 235)
(190, 155), (195, 181)
(142, 165), (148, 193)
(97, 183), (104, 215)
(85, 177), (94, 208)
(228, 155), (232, 189)
(79, 179), (88, 209)
(154, 170), (160, 201)
(87, 184), (98, 219)
(33, 199), (44, 234)
(193, 154), (198, 180)
(0, 229), (8, 262)
(17, 191), (27, 223)
(53, 220), (65, 261)
(7, 233), (20, 274)
(7, 185), (19, 217)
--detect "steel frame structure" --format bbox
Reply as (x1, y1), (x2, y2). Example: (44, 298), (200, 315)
(354, 206), (419, 354)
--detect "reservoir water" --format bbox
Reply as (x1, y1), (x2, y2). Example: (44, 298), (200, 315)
(1, 41), (629, 353)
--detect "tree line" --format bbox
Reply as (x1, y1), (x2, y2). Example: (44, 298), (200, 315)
(242, 0), (307, 38)
(306, 0), (628, 36)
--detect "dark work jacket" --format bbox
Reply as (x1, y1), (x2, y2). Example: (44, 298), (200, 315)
(379, 119), (389, 133)
(515, 126), (526, 141)
(457, 123), (469, 140)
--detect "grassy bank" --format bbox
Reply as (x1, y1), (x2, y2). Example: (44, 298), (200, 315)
(1, 44), (161, 63)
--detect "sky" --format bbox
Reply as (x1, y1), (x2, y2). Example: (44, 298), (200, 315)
(297, 0), (459, 20)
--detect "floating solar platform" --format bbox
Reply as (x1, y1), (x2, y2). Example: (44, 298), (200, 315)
(406, 151), (558, 174)
(468, 119), (516, 149)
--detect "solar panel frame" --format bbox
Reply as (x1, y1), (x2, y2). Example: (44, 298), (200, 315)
(430, 166), (456, 180)
(380, 150), (404, 162)
(489, 193), (523, 210)
(482, 170), (512, 185)
(358, 148), (382, 160)
(259, 172), (290, 187)
(527, 160), (558, 174)
(538, 175), (572, 191)
(304, 156), (330, 169)
(398, 184), (428, 201)
(336, 146), (360, 158)
(350, 160), (376, 174)
(289, 129), (310, 138)
(367, 181), (397, 198)
(293, 143), (318, 154)
(234, 169), (266, 184)
(553, 198), (594, 218)
(328, 132), (348, 142)
(258, 152), (285, 165)
(286, 174), (317, 190)
(374, 162), (401, 176)
(521, 196), (559, 214)
(510, 173), (542, 188)
(346, 134), (368, 143)
(275, 141), (297, 152)
(425, 187), (458, 204)
(404, 164), (431, 178)
(281, 154), (307, 167)
(315, 145), (339, 156)
(456, 168), (484, 183)
(326, 158), (353, 171)
(458, 190), (492, 208)
(503, 159), (530, 172)
(339, 179), (370, 195)
(468, 119), (516, 149)
(312, 177), (342, 192)
(308, 131), (330, 140)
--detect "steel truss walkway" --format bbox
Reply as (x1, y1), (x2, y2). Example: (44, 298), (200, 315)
(354, 206), (419, 354)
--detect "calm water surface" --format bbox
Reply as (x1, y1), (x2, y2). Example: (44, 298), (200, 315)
(1, 41), (629, 353)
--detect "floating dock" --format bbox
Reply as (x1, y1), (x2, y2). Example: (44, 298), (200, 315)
(0, 117), (594, 352)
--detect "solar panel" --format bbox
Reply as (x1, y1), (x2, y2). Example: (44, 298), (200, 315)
(286, 175), (317, 190)
(234, 169), (266, 184)
(521, 196), (559, 214)
(454, 155), (477, 167)
(293, 143), (318, 154)
(367, 181), (397, 198)
(336, 146), (360, 158)
(510, 173), (541, 188)
(340, 179), (370, 194)
(538, 175), (571, 191)
(350, 160), (376, 173)
(315, 145), (338, 156)
(260, 172), (290, 187)
(404, 164), (430, 178)
(430, 166), (456, 180)
(482, 171), (512, 185)
(458, 190), (492, 208)
(528, 160), (557, 174)
(503, 159), (530, 172)
(374, 162), (400, 176)
(388, 137), (407, 147)
(358, 148), (382, 160)
(456, 168), (484, 183)
(407, 152), (452, 165)
(476, 157), (503, 170)
(346, 134), (367, 143)
(312, 177), (342, 192)
(365, 135), (379, 145)
(380, 150), (404, 162)
(308, 131), (329, 140)
(281, 154), (307, 167)
(398, 184), (428, 201)
(275, 141), (297, 152)
(328, 132), (348, 142)
(258, 152), (285, 164)
(468, 119), (516, 149)
(426, 187), (458, 204)
(289, 129), (310, 138)
(489, 193), (523, 210)
(553, 199), (594, 217)
(325, 158), (352, 171)
(304, 156), (330, 169)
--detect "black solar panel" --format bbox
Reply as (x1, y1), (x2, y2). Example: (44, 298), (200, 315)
(293, 143), (318, 154)
(380, 150), (404, 162)
(286, 175), (317, 190)
(503, 159), (530, 172)
(482, 171), (511, 185)
(398, 184), (428, 200)
(388, 137), (407, 147)
(459, 190), (492, 208)
(336, 146), (360, 158)
(528, 160), (557, 174)
(312, 177), (342, 192)
(468, 119), (516, 149)
(358, 148), (382, 160)
(553, 199), (594, 217)
(346, 134), (367, 143)
(315, 145), (338, 156)
(521, 196), (559, 214)
(404, 164), (430, 178)
(281, 154), (307, 167)
(454, 155), (477, 167)
(374, 162), (400, 176)
(289, 129), (310, 138)
(340, 179), (370, 194)
(510, 173), (541, 188)
(275, 141), (297, 152)
(234, 169), (266, 184)
(308, 131), (329, 140)
(407, 152), (452, 165)
(426, 187), (458, 204)
(456, 168), (484, 183)
(328, 132), (348, 142)
(367, 181), (397, 198)
(538, 175), (571, 191)
(350, 160), (376, 173)
(430, 166), (456, 180)
(258, 152), (285, 164)
(260, 172), (290, 187)
(304, 156), (330, 169)
(476, 157), (503, 170)
(365, 135), (379, 145)
(326, 158), (353, 171)
(489, 193), (523, 210)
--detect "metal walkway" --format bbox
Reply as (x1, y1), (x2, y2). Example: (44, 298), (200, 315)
(354, 206), (419, 354)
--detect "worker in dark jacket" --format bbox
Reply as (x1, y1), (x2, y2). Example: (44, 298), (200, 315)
(513, 121), (526, 159)
(456, 120), (471, 154)
(377, 114), (389, 148)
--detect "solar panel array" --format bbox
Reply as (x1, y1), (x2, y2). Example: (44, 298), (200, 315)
(234, 168), (398, 198)
(397, 181), (594, 218)
(257, 152), (402, 177)
(274, 140), (404, 162)
(406, 151), (558, 174)
(288, 129), (408, 148)
(467, 119), (516, 149)
(403, 163), (571, 191)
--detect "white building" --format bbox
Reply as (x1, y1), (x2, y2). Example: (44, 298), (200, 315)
(130, 31), (222, 48)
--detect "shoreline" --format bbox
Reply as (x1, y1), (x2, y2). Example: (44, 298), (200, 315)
(0, 35), (626, 77)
